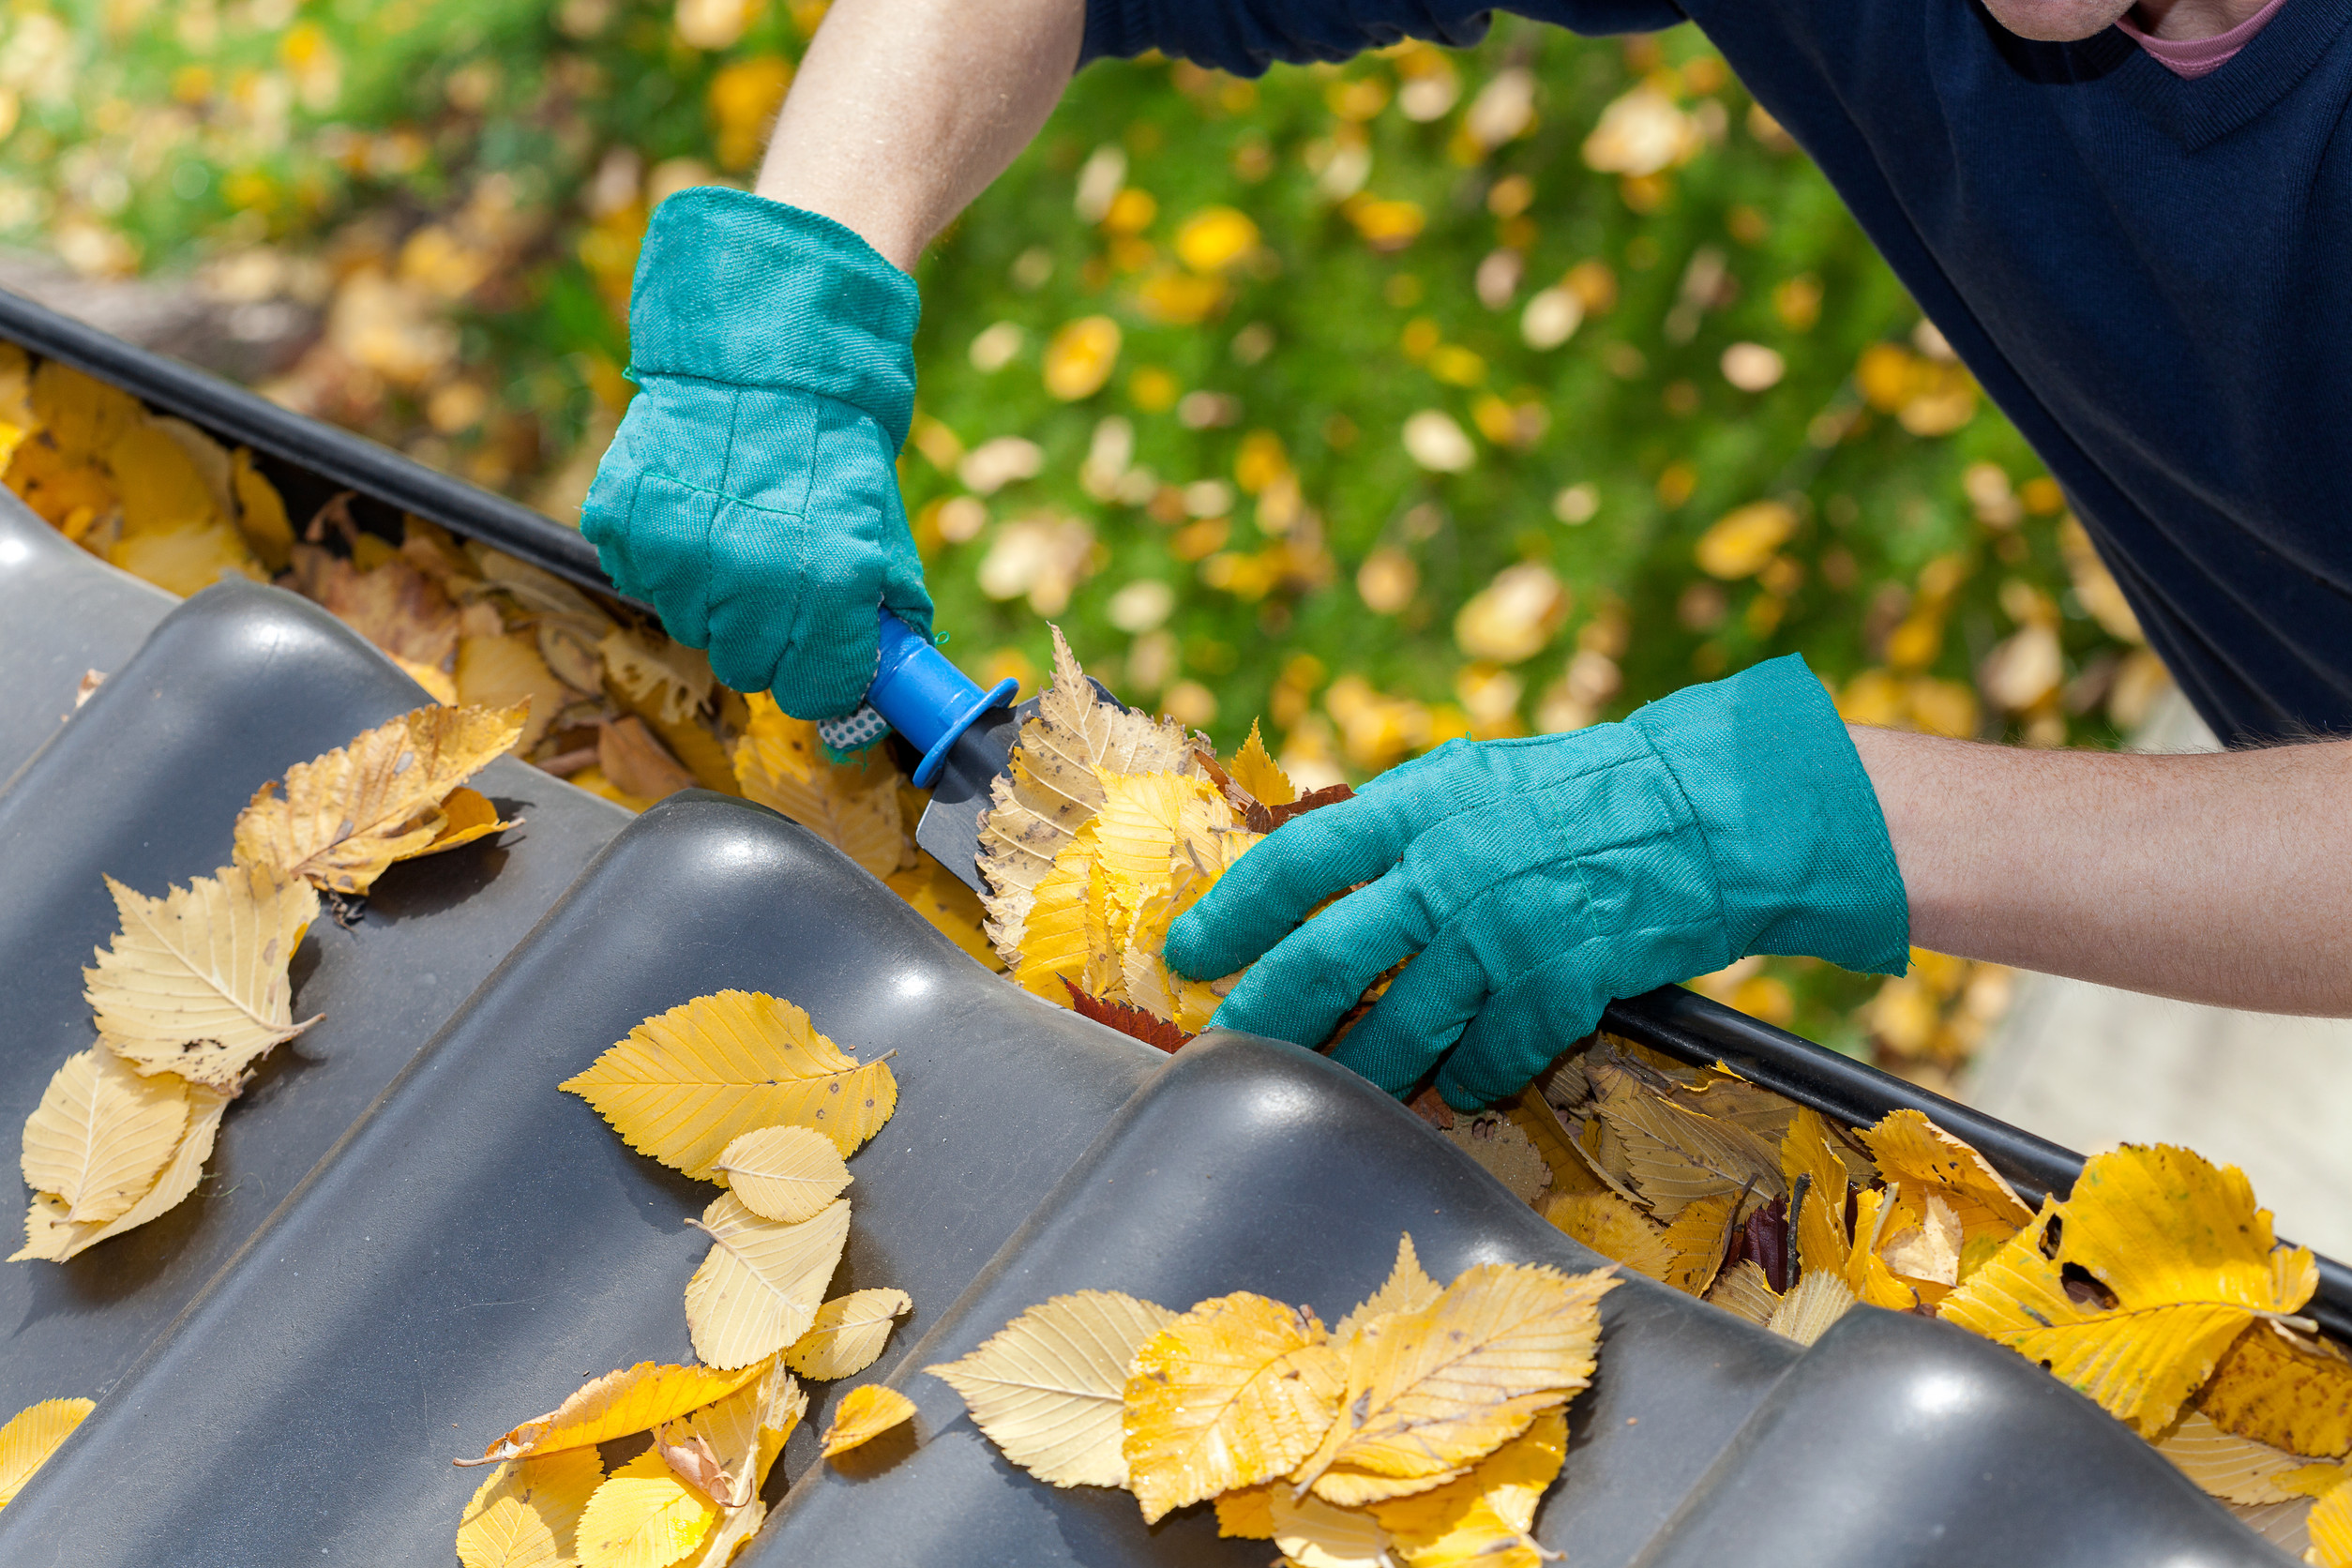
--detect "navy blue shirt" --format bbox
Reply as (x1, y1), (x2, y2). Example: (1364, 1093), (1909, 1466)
(1083, 0), (2352, 746)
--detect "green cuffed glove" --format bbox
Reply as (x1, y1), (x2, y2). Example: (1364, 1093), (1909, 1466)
(1164, 655), (1909, 1109)
(581, 188), (932, 721)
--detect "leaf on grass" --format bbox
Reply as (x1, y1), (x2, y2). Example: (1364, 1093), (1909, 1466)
(1940, 1146), (2316, 1438)
(575, 1448), (716, 1568)
(456, 1449), (604, 1568)
(2199, 1320), (2352, 1459)
(1270, 1487), (1394, 1568)
(1228, 719), (1296, 808)
(1765, 1269), (1855, 1347)
(1295, 1263), (1616, 1507)
(1658, 1191), (1742, 1298)
(1122, 1292), (1346, 1522)
(21, 1048), (188, 1224)
(1335, 1234), (1443, 1342)
(562, 990), (897, 1175)
(685, 1194), (851, 1370)
(1593, 1066), (1782, 1220)
(926, 1289), (1176, 1489)
(785, 1289), (912, 1381)
(821, 1385), (917, 1458)
(732, 695), (911, 880)
(1371, 1407), (1566, 1568)
(0, 1397), (95, 1508)
(1861, 1108), (2033, 1244)
(13, 1084), (229, 1262)
(1544, 1191), (1673, 1284)
(85, 864), (319, 1092)
(979, 627), (1196, 957)
(461, 1361), (769, 1468)
(711, 1125), (851, 1224)
(2157, 1410), (2344, 1505)
(232, 702), (525, 895)
(1704, 1259), (1781, 1327)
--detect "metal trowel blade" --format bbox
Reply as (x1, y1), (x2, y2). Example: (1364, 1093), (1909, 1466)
(912, 678), (1120, 895)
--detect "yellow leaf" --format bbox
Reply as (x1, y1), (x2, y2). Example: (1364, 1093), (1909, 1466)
(1764, 1269), (1855, 1346)
(463, 1361), (768, 1467)
(33, 359), (140, 460)
(2313, 1479), (2352, 1568)
(456, 633), (567, 753)
(1939, 1145), (2315, 1438)
(575, 1449), (716, 1568)
(1295, 1263), (1617, 1506)
(1336, 1234), (1443, 1342)
(1228, 718), (1295, 806)
(1120, 825), (1256, 1033)
(926, 1289), (1176, 1488)
(1592, 1066), (1782, 1220)
(2200, 1321), (2352, 1459)
(1271, 1487), (1394, 1568)
(821, 1384), (916, 1457)
(1043, 316), (1122, 400)
(1090, 771), (1229, 890)
(1879, 1188), (1965, 1290)
(1779, 1108), (1849, 1277)
(1842, 1186), (1922, 1312)
(410, 786), (518, 859)
(684, 1194), (851, 1370)
(107, 417), (220, 535)
(456, 1449), (604, 1568)
(599, 628), (714, 727)
(230, 446), (294, 570)
(85, 865), (319, 1092)
(785, 1288), (912, 1381)
(1658, 1191), (1741, 1298)
(978, 626), (1196, 959)
(883, 860), (1003, 972)
(2158, 1410), (2344, 1505)
(1694, 500), (1796, 580)
(13, 1082), (229, 1262)
(680, 1355), (804, 1503)
(1215, 1483), (1278, 1538)
(1174, 206), (1260, 272)
(21, 1048), (188, 1224)
(1014, 825), (1116, 1004)
(107, 519), (264, 596)
(712, 1124), (851, 1223)
(0, 1396), (95, 1508)
(1121, 1292), (1346, 1522)
(233, 703), (526, 895)
(1372, 1407), (1565, 1568)
(562, 990), (897, 1175)
(1704, 1259), (1781, 1327)
(1543, 1191), (1672, 1284)
(731, 695), (911, 880)
(1861, 1108), (2033, 1244)
(1506, 1091), (1603, 1200)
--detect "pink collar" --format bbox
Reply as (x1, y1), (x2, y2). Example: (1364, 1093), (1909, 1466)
(2115, 0), (2292, 78)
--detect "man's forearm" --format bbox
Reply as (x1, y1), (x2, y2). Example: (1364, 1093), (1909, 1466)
(1849, 726), (2352, 1015)
(756, 0), (1089, 272)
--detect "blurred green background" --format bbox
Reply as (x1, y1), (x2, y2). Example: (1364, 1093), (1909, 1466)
(0, 0), (2164, 1074)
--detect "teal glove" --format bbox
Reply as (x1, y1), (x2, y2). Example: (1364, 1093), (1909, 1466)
(1164, 655), (1909, 1109)
(581, 188), (931, 720)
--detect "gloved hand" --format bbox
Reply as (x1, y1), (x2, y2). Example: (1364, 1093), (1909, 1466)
(581, 187), (932, 721)
(1164, 655), (1909, 1109)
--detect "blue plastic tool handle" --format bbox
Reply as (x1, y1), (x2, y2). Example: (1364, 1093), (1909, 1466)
(868, 610), (1021, 789)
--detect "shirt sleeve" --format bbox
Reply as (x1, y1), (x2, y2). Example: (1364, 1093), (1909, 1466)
(1081, 0), (1687, 77)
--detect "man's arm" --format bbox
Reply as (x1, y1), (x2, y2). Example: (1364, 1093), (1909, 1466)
(1851, 728), (2352, 1015)
(756, 0), (1088, 272)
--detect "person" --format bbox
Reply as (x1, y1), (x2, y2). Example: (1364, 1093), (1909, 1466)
(580, 0), (2352, 1110)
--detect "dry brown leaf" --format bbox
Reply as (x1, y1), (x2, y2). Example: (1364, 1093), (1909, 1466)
(232, 702), (525, 895)
(21, 1048), (188, 1224)
(1704, 1259), (1782, 1327)
(684, 1194), (852, 1370)
(1940, 1145), (2316, 1439)
(926, 1289), (1176, 1489)
(1658, 1190), (1742, 1298)
(784, 1288), (912, 1381)
(821, 1384), (917, 1458)
(1295, 1262), (1616, 1507)
(1592, 1065), (1782, 1220)
(600, 627), (714, 726)
(13, 1083), (229, 1261)
(598, 716), (698, 804)
(1444, 1115), (1552, 1207)
(731, 695), (911, 880)
(85, 864), (319, 1091)
(711, 1124), (852, 1224)
(1122, 1292), (1346, 1522)
(561, 990), (897, 1175)
(456, 633), (568, 754)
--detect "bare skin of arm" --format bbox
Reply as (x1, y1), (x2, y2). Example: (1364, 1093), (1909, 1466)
(1851, 726), (2352, 1015)
(753, 0), (1088, 272)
